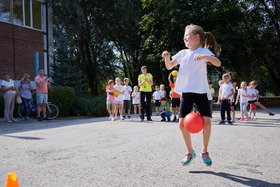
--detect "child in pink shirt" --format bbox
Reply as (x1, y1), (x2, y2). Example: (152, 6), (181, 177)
(106, 80), (116, 121)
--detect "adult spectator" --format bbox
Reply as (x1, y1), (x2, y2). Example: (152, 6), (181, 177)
(1, 72), (17, 122)
(138, 66), (153, 121)
(18, 73), (34, 120)
(35, 69), (51, 121)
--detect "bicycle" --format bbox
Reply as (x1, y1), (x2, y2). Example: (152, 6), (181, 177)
(18, 99), (59, 120)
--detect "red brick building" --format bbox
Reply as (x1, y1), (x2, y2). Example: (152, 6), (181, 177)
(0, 0), (53, 80)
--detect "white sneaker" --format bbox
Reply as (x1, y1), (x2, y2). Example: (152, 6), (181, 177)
(254, 116), (257, 119)
(108, 116), (112, 120)
(6, 120), (13, 123)
(120, 116), (124, 120)
(11, 118), (18, 122)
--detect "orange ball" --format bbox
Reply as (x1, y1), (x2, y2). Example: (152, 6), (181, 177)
(184, 113), (204, 133)
(112, 90), (120, 97)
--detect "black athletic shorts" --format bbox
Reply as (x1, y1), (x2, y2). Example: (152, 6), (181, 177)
(172, 98), (180, 107)
(248, 100), (257, 104)
(179, 93), (211, 118)
(155, 100), (160, 107)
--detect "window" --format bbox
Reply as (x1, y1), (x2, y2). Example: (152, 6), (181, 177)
(24, 0), (31, 26)
(0, 0), (43, 30)
(13, 0), (23, 25)
(0, 0), (11, 22)
(32, 0), (41, 29)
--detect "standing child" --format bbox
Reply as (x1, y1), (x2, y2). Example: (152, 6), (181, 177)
(159, 84), (166, 99)
(219, 73), (234, 125)
(123, 78), (132, 119)
(162, 24), (221, 166)
(247, 81), (274, 117)
(216, 80), (224, 104)
(106, 80), (115, 121)
(235, 81), (249, 121)
(114, 77), (125, 120)
(168, 72), (181, 122)
(159, 97), (172, 122)
(208, 81), (215, 117)
(132, 86), (141, 118)
(229, 79), (237, 123)
(153, 86), (161, 114)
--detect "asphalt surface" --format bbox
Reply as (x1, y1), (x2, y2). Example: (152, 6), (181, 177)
(0, 108), (279, 186)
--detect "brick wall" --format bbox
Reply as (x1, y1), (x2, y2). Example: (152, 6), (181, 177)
(0, 21), (44, 80)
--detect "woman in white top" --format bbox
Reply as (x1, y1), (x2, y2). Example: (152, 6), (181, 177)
(162, 24), (221, 166)
(1, 72), (17, 122)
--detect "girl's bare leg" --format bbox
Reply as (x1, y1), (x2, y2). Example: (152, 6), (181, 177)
(107, 104), (111, 116)
(119, 104), (123, 117)
(134, 105), (137, 116)
(255, 101), (270, 113)
(138, 105), (141, 116)
(179, 118), (193, 154)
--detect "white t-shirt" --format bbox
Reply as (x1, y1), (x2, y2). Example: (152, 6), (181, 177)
(1, 79), (16, 94)
(247, 87), (259, 101)
(114, 85), (124, 101)
(123, 85), (132, 100)
(220, 83), (234, 99)
(159, 90), (165, 98)
(132, 92), (140, 104)
(153, 91), (162, 100)
(172, 47), (214, 93)
(238, 89), (248, 103)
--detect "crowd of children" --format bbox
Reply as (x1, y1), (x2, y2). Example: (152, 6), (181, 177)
(105, 74), (183, 122)
(218, 72), (275, 125)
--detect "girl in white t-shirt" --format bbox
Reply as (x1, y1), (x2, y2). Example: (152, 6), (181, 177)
(162, 24), (221, 166)
(114, 77), (125, 120)
(132, 86), (141, 118)
(235, 82), (249, 120)
(247, 81), (274, 116)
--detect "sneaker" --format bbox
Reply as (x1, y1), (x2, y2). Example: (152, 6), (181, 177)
(219, 120), (225, 125)
(11, 118), (18, 122)
(128, 116), (131, 119)
(246, 117), (249, 121)
(172, 118), (177, 122)
(147, 118), (153, 121)
(239, 117), (244, 121)
(231, 119), (235, 123)
(121, 116), (124, 120)
(228, 120), (233, 125)
(161, 119), (166, 122)
(37, 117), (43, 121)
(140, 118), (144, 122)
(181, 150), (196, 166)
(253, 116), (257, 119)
(112, 116), (116, 121)
(25, 117), (31, 120)
(108, 116), (112, 120)
(6, 120), (13, 123)
(167, 119), (171, 122)
(269, 113), (275, 116)
(43, 116), (48, 120)
(123, 116), (126, 119)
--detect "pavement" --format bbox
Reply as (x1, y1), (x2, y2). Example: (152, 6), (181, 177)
(0, 108), (279, 186)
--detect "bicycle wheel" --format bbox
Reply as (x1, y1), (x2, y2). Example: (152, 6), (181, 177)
(18, 104), (31, 119)
(46, 103), (59, 119)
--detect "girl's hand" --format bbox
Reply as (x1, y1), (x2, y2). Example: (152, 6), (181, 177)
(194, 54), (207, 60)
(235, 102), (238, 105)
(162, 51), (170, 58)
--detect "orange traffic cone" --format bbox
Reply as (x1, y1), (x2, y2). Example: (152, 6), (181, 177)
(6, 172), (19, 187)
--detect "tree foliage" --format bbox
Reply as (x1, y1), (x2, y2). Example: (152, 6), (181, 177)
(50, 0), (280, 95)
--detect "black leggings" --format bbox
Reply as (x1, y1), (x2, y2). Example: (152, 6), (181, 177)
(140, 91), (152, 119)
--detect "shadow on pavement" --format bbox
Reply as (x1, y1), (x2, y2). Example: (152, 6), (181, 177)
(0, 134), (44, 140)
(189, 171), (279, 187)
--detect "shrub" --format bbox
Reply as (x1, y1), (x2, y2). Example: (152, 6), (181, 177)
(48, 86), (77, 117)
(75, 96), (107, 117)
